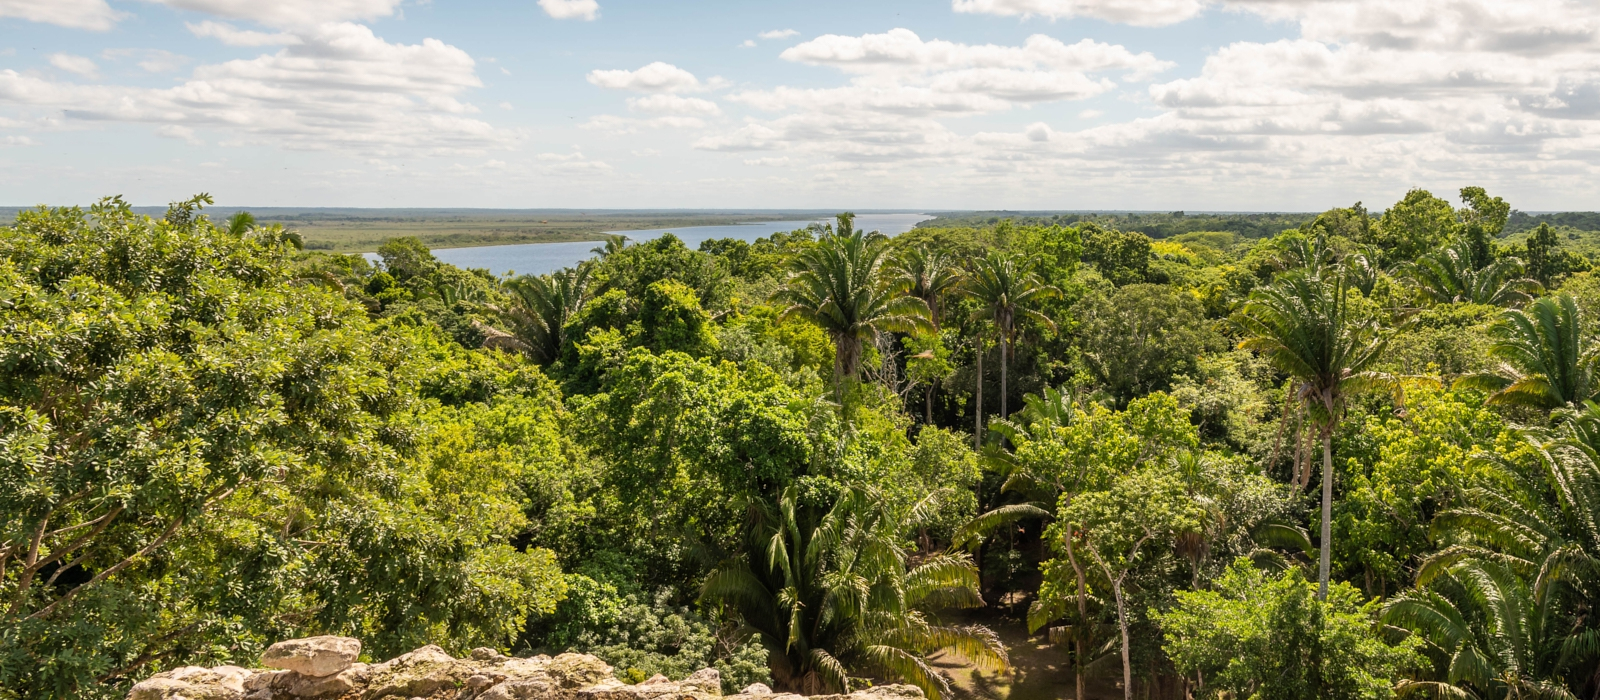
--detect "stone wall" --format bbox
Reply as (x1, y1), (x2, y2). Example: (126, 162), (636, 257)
(126, 636), (927, 700)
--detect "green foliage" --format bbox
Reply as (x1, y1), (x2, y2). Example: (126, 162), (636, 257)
(701, 486), (1006, 699)
(1074, 283), (1222, 403)
(1159, 559), (1421, 700)
(636, 280), (719, 357)
(1457, 295), (1598, 409)
(1370, 189), (1459, 265)
(532, 578), (770, 692)
(0, 199), (567, 698)
(1079, 223), (1152, 286)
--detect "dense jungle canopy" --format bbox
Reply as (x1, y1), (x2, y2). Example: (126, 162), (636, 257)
(1, 191), (1598, 700)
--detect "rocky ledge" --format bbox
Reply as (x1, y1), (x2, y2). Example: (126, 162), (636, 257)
(127, 636), (927, 700)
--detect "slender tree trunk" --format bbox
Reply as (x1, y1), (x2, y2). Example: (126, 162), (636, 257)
(1065, 521), (1088, 700)
(1318, 423), (1333, 601)
(974, 338), (984, 449)
(925, 386), (934, 425)
(1001, 332), (1009, 419)
(1115, 579), (1132, 700)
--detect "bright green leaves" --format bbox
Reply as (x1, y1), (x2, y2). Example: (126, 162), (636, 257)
(1158, 559), (1421, 700)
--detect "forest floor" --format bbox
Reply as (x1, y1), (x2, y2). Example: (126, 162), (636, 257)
(927, 605), (1119, 700)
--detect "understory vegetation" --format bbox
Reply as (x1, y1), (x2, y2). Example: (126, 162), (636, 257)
(2, 190), (1598, 700)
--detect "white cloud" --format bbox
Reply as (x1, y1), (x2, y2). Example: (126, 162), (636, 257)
(49, 54), (98, 78)
(952, 0), (1206, 27)
(157, 124), (203, 145)
(587, 62), (708, 93)
(740, 39), (757, 48)
(727, 30), (1169, 117)
(744, 156), (791, 166)
(101, 48), (190, 73)
(538, 0), (599, 21)
(581, 114), (707, 134)
(499, 101), (513, 110)
(149, 0), (403, 27)
(0, 0), (120, 30)
(0, 135), (37, 146)
(628, 94), (720, 116)
(0, 23), (508, 155)
(1079, 109), (1103, 118)
(759, 29), (800, 40)
(185, 20), (302, 46)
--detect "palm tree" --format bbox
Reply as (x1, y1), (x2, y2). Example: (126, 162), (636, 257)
(1457, 295), (1598, 409)
(963, 252), (1059, 431)
(592, 234), (629, 258)
(501, 264), (593, 364)
(702, 486), (1008, 700)
(1383, 558), (1588, 700)
(1391, 409), (1600, 699)
(890, 245), (962, 328)
(1233, 271), (1387, 600)
(1404, 244), (1541, 307)
(772, 214), (932, 386)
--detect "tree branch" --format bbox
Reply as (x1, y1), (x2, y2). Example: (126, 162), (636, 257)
(24, 484), (241, 622)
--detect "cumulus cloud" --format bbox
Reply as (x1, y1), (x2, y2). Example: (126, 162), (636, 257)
(952, 0), (1206, 27)
(0, 23), (508, 154)
(759, 29), (800, 40)
(101, 48), (190, 73)
(587, 62), (710, 93)
(0, 0), (120, 30)
(49, 54), (98, 78)
(148, 0), (403, 27)
(186, 20), (302, 46)
(628, 94), (721, 116)
(727, 29), (1170, 116)
(538, 0), (599, 21)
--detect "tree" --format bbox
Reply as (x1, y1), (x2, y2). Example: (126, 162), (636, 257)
(701, 486), (1007, 699)
(1403, 244), (1540, 308)
(1369, 189), (1458, 265)
(1063, 467), (1206, 700)
(963, 252), (1059, 424)
(1075, 283), (1220, 404)
(1457, 294), (1598, 409)
(1160, 559), (1421, 700)
(0, 198), (568, 697)
(1079, 224), (1151, 286)
(503, 264), (593, 363)
(1524, 223), (1589, 288)
(772, 214), (931, 385)
(890, 245), (962, 328)
(1234, 271), (1387, 600)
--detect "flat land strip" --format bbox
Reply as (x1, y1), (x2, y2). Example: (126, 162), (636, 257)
(0, 207), (826, 254)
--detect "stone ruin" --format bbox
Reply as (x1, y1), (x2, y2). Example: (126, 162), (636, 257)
(125, 635), (928, 700)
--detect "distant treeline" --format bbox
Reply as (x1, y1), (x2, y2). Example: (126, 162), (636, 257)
(920, 211), (1321, 239)
(1507, 210), (1600, 235)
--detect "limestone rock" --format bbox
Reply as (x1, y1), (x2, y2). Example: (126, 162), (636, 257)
(740, 685), (772, 696)
(129, 665), (254, 700)
(261, 637), (361, 678)
(681, 669), (721, 695)
(363, 645), (472, 699)
(641, 675), (671, 686)
(547, 653), (613, 689)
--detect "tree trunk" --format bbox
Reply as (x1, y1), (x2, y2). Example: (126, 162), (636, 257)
(1318, 424), (1333, 601)
(1066, 524), (1088, 700)
(1001, 332), (1009, 419)
(974, 339), (984, 449)
(1115, 579), (1132, 700)
(926, 386), (934, 425)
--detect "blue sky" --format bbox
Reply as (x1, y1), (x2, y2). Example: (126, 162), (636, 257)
(2, 0), (1598, 211)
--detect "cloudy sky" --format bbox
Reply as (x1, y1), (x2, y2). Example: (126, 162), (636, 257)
(1, 0), (1598, 211)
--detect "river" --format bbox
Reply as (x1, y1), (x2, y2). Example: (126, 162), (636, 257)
(404, 212), (932, 277)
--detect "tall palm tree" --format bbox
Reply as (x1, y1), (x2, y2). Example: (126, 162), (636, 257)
(1234, 271), (1387, 600)
(890, 245), (962, 328)
(1457, 295), (1598, 409)
(1404, 244), (1541, 307)
(772, 214), (931, 386)
(963, 252), (1059, 429)
(702, 486), (1008, 700)
(592, 234), (629, 258)
(501, 264), (593, 364)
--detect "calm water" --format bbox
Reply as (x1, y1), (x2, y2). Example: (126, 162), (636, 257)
(389, 213), (932, 277)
